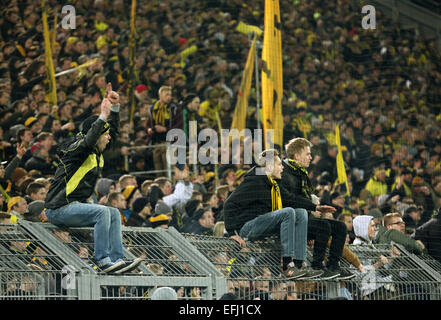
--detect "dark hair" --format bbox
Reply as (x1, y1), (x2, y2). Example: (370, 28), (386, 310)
(25, 182), (45, 196)
(16, 127), (31, 143)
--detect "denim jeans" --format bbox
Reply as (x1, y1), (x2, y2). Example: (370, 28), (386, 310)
(239, 207), (308, 261)
(45, 201), (124, 267)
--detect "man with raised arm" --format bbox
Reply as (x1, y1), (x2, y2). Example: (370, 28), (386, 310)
(44, 83), (141, 274)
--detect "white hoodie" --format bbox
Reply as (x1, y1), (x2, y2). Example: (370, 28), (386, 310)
(353, 215), (373, 245)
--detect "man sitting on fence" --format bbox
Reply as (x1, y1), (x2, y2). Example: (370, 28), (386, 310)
(223, 149), (322, 280)
(44, 83), (141, 274)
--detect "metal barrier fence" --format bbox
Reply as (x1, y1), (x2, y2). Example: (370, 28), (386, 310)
(0, 221), (226, 300)
(2, 220), (441, 300)
(183, 233), (441, 300)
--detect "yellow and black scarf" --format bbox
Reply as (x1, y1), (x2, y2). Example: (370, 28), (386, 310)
(267, 175), (282, 211)
(287, 159), (314, 199)
(152, 100), (170, 126)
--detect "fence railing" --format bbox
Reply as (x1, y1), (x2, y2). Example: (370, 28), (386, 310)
(1, 220), (441, 300)
(183, 233), (441, 300)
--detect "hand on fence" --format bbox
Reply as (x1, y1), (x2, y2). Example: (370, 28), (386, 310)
(230, 235), (246, 247)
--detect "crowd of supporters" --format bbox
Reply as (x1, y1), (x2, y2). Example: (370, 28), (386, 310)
(1, 0), (441, 274)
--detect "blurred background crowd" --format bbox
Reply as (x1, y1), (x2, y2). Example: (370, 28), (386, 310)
(0, 0), (440, 256)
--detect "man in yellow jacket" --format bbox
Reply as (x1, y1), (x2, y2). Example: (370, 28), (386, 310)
(364, 168), (389, 197)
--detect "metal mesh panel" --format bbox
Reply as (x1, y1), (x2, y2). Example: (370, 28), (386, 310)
(183, 233), (441, 300)
(0, 222), (78, 300)
(32, 224), (218, 299)
(3, 221), (440, 300)
(338, 244), (441, 300)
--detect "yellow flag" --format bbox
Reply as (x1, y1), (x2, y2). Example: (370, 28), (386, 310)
(231, 34), (257, 133)
(180, 44), (198, 68)
(236, 21), (263, 37)
(335, 124), (350, 196)
(128, 0), (137, 124)
(261, 0), (283, 150)
(42, 0), (57, 106)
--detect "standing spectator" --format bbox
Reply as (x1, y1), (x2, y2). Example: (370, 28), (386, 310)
(44, 84), (141, 274)
(149, 85), (182, 176)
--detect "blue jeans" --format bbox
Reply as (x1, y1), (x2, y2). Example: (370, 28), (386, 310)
(239, 207), (308, 260)
(46, 201), (124, 267)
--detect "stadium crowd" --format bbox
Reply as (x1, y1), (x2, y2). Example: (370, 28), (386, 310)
(1, 0), (441, 298)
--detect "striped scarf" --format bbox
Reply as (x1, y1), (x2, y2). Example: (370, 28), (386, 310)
(287, 159), (314, 199)
(267, 175), (282, 211)
(152, 100), (170, 126)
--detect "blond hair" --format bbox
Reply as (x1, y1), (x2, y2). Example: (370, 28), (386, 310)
(285, 137), (312, 159)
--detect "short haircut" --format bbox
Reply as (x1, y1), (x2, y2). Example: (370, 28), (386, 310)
(256, 149), (279, 167)
(383, 212), (402, 227)
(26, 182), (45, 196)
(141, 179), (153, 189)
(16, 127), (31, 142)
(107, 191), (124, 204)
(154, 177), (171, 188)
(118, 174), (136, 188)
(158, 85), (172, 95)
(36, 131), (53, 142)
(285, 138), (313, 159)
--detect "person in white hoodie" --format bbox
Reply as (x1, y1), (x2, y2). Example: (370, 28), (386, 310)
(353, 215), (377, 245)
(352, 215), (396, 299)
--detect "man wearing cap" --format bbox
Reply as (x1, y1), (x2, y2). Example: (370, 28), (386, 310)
(44, 83), (141, 274)
(23, 200), (47, 223)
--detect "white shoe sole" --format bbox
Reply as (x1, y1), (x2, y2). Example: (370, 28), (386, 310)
(101, 260), (126, 273)
(114, 258), (143, 274)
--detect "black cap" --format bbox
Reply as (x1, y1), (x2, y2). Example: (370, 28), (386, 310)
(81, 116), (109, 135)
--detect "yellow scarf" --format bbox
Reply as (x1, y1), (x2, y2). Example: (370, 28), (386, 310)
(267, 175), (282, 211)
(152, 100), (170, 126)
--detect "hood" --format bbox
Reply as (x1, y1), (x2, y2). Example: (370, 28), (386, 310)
(353, 215), (373, 242)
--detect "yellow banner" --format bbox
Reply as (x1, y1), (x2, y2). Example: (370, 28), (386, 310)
(128, 0), (137, 123)
(335, 124), (350, 196)
(236, 21), (263, 37)
(231, 34), (257, 133)
(261, 0), (283, 150)
(42, 0), (57, 106)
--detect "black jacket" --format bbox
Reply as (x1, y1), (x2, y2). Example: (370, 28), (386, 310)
(24, 153), (57, 176)
(45, 110), (120, 209)
(223, 166), (302, 236)
(280, 159), (318, 212)
(413, 212), (441, 263)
